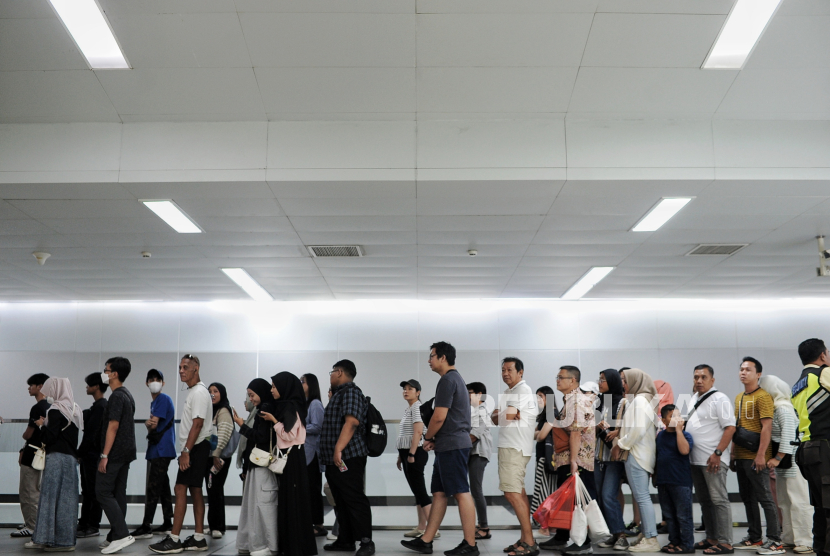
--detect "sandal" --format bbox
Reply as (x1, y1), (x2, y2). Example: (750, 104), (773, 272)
(504, 540), (522, 553)
(508, 542), (540, 556)
(695, 541), (714, 551)
(475, 528), (491, 540)
(703, 546), (734, 555)
(666, 547), (695, 554)
(662, 544), (678, 553)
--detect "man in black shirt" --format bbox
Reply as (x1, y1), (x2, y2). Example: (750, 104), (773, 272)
(77, 372), (108, 538)
(13, 373), (50, 539)
(97, 357), (137, 555)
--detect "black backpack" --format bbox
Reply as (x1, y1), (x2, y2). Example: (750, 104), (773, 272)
(364, 397), (388, 457)
(419, 397), (435, 428)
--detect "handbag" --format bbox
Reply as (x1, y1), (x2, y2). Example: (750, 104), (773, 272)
(30, 444), (46, 471)
(575, 473), (611, 543)
(733, 392), (762, 453)
(268, 446), (292, 475)
(249, 429), (276, 468)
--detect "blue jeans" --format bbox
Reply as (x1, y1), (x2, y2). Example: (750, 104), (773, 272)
(658, 484), (694, 549)
(33, 452), (79, 548)
(624, 456), (657, 538)
(595, 461), (626, 535)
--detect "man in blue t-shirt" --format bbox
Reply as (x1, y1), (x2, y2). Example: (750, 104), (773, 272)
(402, 341), (478, 556)
(131, 369), (176, 539)
(655, 404), (695, 553)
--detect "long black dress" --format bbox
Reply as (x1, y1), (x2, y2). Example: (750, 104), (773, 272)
(277, 424), (318, 556)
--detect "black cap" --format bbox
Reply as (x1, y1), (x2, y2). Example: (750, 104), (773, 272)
(400, 379), (421, 391)
(146, 368), (164, 382)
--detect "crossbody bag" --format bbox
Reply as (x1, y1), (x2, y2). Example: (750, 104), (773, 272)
(733, 389), (762, 453)
(683, 390), (717, 430)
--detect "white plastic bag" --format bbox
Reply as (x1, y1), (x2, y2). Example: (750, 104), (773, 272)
(570, 503), (588, 546)
(585, 498), (611, 542)
(570, 473), (611, 546)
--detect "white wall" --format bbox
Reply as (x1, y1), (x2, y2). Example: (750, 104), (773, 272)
(0, 298), (824, 499)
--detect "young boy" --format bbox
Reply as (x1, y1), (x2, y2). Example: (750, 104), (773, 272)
(655, 404), (695, 554)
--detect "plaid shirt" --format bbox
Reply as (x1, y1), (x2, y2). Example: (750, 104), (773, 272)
(318, 381), (368, 465)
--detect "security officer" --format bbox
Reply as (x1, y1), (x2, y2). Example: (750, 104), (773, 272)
(792, 338), (830, 556)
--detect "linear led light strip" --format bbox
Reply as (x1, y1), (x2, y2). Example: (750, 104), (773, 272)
(631, 198), (693, 232)
(49, 0), (129, 69)
(703, 0), (782, 69)
(562, 267), (615, 300)
(142, 200), (202, 233)
(222, 269), (273, 302)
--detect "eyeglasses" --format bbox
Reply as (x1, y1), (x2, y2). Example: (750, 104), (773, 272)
(329, 369), (341, 376)
(598, 378), (607, 383)
(555, 376), (573, 382)
(300, 379), (306, 384)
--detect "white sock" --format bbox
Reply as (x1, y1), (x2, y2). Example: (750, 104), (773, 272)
(170, 535), (180, 542)
(194, 533), (204, 541)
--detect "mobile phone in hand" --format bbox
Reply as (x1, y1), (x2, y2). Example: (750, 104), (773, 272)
(338, 462), (348, 472)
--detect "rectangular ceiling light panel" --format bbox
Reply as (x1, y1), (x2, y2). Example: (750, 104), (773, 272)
(631, 198), (693, 232)
(222, 268), (273, 302)
(49, 0), (129, 69)
(702, 0), (782, 69)
(561, 266), (615, 300)
(142, 200), (202, 233)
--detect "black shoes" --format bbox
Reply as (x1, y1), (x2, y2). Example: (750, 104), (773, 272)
(324, 541), (356, 552)
(313, 525), (329, 537)
(355, 542), (376, 556)
(401, 537), (434, 554)
(563, 542), (593, 555)
(182, 536), (208, 552)
(540, 538), (569, 551)
(444, 540), (480, 556)
(149, 536), (184, 554)
(130, 525), (154, 540)
(76, 528), (99, 539)
(153, 524), (174, 535)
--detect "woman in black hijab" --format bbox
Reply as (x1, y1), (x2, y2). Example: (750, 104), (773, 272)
(595, 368), (628, 547)
(260, 372), (317, 556)
(232, 378), (278, 556)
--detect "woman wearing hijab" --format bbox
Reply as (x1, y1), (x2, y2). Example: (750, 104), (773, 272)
(594, 369), (629, 550)
(611, 368), (660, 553)
(260, 372), (317, 556)
(301, 373), (328, 537)
(530, 385), (556, 537)
(654, 380), (675, 427)
(232, 378), (278, 556)
(759, 375), (813, 553)
(205, 382), (234, 539)
(30, 378), (81, 551)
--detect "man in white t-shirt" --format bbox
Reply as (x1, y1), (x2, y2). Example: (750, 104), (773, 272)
(685, 364), (737, 554)
(491, 357), (537, 554)
(150, 355), (213, 554)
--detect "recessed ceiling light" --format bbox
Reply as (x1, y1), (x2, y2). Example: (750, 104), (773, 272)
(631, 198), (693, 232)
(561, 267), (615, 300)
(141, 200), (202, 234)
(702, 0), (782, 69)
(49, 0), (129, 69)
(221, 268), (273, 302)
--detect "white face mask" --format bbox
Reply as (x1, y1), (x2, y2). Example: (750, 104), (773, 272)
(100, 372), (110, 385)
(148, 382), (162, 394)
(46, 396), (54, 405)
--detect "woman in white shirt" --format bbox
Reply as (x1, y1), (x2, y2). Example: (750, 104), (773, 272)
(612, 368), (659, 553)
(396, 379), (433, 538)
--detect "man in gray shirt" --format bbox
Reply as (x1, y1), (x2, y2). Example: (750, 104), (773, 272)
(402, 341), (478, 556)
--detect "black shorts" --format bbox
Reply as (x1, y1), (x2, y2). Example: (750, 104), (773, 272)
(176, 440), (211, 488)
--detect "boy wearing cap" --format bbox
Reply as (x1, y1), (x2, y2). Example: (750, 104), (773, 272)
(397, 379), (433, 538)
(77, 372), (108, 538)
(131, 369), (176, 539)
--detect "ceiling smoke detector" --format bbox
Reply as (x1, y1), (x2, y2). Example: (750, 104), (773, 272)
(468, 249), (478, 256)
(32, 252), (51, 265)
(686, 244), (747, 256)
(307, 245), (364, 257)
(141, 251), (151, 258)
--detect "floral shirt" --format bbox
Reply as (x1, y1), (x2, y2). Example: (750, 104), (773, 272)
(553, 390), (597, 471)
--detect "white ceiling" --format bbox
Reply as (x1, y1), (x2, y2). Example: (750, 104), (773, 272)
(1, 0), (830, 300)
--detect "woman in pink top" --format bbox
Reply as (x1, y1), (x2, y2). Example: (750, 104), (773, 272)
(260, 372), (318, 556)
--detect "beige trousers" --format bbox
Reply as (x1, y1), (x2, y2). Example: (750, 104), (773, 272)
(776, 474), (814, 547)
(19, 464), (42, 530)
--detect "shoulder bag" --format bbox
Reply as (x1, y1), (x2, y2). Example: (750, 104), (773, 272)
(733, 391), (762, 453)
(249, 428), (276, 467)
(683, 390), (717, 430)
(147, 418), (174, 445)
(31, 405), (77, 470)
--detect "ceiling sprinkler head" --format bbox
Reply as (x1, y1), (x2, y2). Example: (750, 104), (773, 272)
(468, 249), (478, 257)
(141, 251), (151, 258)
(32, 252), (51, 266)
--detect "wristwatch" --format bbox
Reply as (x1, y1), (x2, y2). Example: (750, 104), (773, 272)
(182, 447), (190, 454)
(714, 449), (723, 457)
(774, 454), (783, 461)
(408, 453), (416, 458)
(100, 453), (108, 459)
(425, 437), (435, 442)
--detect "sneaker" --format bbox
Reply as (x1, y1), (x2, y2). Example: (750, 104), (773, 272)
(324, 541), (356, 552)
(153, 525), (173, 536)
(405, 529), (426, 538)
(695, 524), (706, 532)
(326, 533), (338, 541)
(756, 541), (785, 555)
(98, 540), (110, 549)
(735, 538), (764, 551)
(211, 531), (223, 539)
(614, 536), (631, 551)
(13, 529), (34, 538)
(444, 540), (480, 556)
(77, 529), (100, 538)
(24, 542), (45, 549)
(625, 522), (641, 535)
(793, 547), (815, 554)
(44, 547), (76, 552)
(598, 535), (620, 549)
(149, 536), (184, 554)
(356, 542), (376, 556)
(563, 542), (593, 555)
(540, 538), (568, 551)
(130, 525), (154, 540)
(18, 524), (26, 529)
(401, 537), (434, 554)
(182, 536), (209, 552)
(628, 536), (660, 553)
(101, 536), (135, 555)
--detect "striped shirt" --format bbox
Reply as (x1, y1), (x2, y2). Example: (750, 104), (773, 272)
(771, 406), (799, 478)
(396, 401), (424, 450)
(734, 389), (774, 460)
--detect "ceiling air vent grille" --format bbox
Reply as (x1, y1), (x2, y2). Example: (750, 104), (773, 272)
(686, 244), (747, 256)
(307, 245), (364, 257)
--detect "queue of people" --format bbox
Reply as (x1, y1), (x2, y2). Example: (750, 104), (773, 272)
(11, 337), (830, 556)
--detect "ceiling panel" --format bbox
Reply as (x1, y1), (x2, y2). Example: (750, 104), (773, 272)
(0, 18), (87, 71)
(716, 69), (830, 118)
(747, 16), (830, 68)
(0, 71), (120, 123)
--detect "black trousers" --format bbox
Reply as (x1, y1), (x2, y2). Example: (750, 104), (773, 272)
(399, 447), (432, 508)
(96, 461), (130, 541)
(308, 455), (325, 526)
(325, 457), (372, 544)
(143, 457), (174, 527)
(205, 457), (232, 532)
(553, 465), (596, 542)
(798, 440), (830, 556)
(78, 454), (103, 530)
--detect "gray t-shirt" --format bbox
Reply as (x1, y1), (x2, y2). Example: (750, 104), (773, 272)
(101, 386), (136, 463)
(434, 369), (472, 453)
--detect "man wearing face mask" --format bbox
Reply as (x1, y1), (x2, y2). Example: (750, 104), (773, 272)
(97, 356), (137, 555)
(131, 370), (176, 540)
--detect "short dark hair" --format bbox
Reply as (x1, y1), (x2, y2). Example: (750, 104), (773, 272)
(502, 357), (524, 373)
(106, 356), (131, 382)
(560, 365), (581, 383)
(146, 369), (163, 382)
(333, 359), (357, 379)
(694, 364), (714, 377)
(742, 356), (763, 374)
(799, 338), (827, 366)
(466, 382), (487, 395)
(85, 372), (108, 393)
(661, 403), (677, 418)
(430, 341), (456, 366)
(27, 373), (50, 387)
